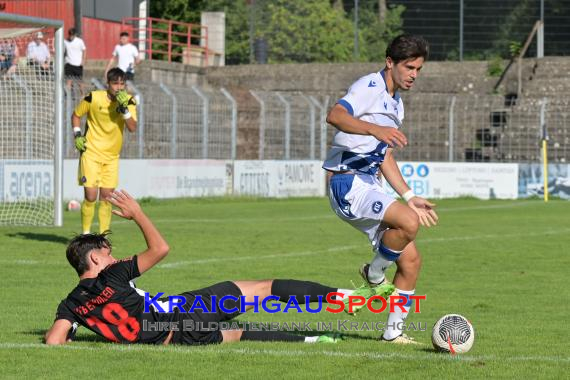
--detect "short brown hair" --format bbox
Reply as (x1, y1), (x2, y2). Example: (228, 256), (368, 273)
(66, 233), (112, 276)
(107, 67), (126, 83)
(386, 35), (429, 64)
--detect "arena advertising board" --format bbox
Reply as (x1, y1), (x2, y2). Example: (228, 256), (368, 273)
(0, 160), (53, 201)
(11, 160), (522, 201)
(383, 162), (519, 200)
(232, 160), (326, 197)
(63, 160), (230, 199)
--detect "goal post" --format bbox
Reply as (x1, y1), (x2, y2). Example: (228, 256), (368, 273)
(0, 12), (64, 226)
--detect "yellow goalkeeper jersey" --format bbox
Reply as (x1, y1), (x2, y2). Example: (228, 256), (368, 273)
(74, 90), (137, 162)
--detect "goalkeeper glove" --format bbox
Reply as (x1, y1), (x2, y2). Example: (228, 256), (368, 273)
(115, 90), (131, 118)
(74, 136), (86, 152)
(74, 128), (86, 152)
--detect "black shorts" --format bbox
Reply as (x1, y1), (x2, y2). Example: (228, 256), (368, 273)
(125, 71), (134, 81)
(64, 63), (83, 79)
(171, 281), (243, 345)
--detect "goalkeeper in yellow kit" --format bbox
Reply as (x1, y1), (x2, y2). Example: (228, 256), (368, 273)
(72, 68), (137, 233)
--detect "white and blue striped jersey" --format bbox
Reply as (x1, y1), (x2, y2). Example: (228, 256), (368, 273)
(323, 70), (404, 175)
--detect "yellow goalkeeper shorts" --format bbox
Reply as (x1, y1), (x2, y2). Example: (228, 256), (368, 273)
(78, 154), (119, 188)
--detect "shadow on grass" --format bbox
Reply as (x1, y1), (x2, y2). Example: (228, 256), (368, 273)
(23, 328), (107, 343)
(8, 232), (70, 245)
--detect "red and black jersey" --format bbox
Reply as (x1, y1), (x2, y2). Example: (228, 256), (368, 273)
(55, 256), (175, 344)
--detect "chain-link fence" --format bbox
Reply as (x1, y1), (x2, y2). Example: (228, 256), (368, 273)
(58, 82), (569, 164)
(391, 0), (570, 60)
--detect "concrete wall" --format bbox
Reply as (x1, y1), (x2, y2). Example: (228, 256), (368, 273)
(85, 56), (562, 97)
(203, 59), (542, 95)
(201, 12), (225, 66)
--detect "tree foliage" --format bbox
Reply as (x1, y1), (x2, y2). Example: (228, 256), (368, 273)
(149, 0), (405, 64)
(348, 1), (405, 62)
(258, 0), (354, 63)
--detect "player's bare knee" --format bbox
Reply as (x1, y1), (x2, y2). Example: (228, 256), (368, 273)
(99, 189), (114, 201)
(401, 212), (419, 242)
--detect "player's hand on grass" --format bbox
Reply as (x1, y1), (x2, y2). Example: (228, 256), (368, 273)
(407, 197), (438, 227)
(74, 136), (86, 152)
(369, 126), (407, 148)
(107, 190), (142, 220)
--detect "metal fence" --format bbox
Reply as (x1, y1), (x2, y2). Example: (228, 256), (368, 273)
(58, 82), (569, 164)
(390, 0), (570, 60)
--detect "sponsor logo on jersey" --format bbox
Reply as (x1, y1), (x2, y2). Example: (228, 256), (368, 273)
(372, 201), (383, 213)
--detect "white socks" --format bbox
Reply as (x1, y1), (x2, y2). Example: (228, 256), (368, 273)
(336, 288), (353, 300)
(368, 242), (402, 284)
(382, 288), (414, 340)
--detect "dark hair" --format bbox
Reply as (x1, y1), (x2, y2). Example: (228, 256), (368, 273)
(120, 32), (129, 37)
(107, 67), (126, 83)
(386, 35), (429, 64)
(66, 233), (112, 276)
(68, 28), (76, 36)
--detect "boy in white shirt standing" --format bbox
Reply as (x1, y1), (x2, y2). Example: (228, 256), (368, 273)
(64, 28), (87, 94)
(105, 31), (140, 81)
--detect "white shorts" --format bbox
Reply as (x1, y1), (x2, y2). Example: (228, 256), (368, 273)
(328, 173), (396, 250)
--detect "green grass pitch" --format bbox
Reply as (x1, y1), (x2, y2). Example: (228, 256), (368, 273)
(0, 197), (568, 378)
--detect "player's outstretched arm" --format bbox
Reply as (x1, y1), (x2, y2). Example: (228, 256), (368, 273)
(326, 104), (408, 148)
(106, 190), (169, 274)
(45, 319), (72, 345)
(381, 150), (438, 227)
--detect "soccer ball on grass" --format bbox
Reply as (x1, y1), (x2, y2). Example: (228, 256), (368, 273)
(67, 200), (81, 211)
(431, 314), (474, 354)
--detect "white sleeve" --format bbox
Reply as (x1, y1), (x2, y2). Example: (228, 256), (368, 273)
(132, 45), (139, 58)
(81, 40), (86, 51)
(112, 45), (119, 57)
(338, 76), (383, 118)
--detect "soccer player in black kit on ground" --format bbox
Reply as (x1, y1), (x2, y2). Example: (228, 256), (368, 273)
(45, 190), (393, 346)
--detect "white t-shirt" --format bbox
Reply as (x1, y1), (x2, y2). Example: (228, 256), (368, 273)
(112, 43), (139, 73)
(27, 41), (50, 63)
(322, 70), (405, 175)
(64, 37), (86, 66)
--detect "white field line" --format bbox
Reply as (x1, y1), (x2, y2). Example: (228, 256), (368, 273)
(4, 228), (569, 268)
(108, 201), (543, 226)
(156, 228), (570, 269)
(156, 244), (362, 268)
(0, 342), (568, 364)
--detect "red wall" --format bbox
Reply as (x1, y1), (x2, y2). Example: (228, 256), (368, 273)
(82, 17), (127, 60)
(1, 0), (75, 53)
(1, 1), (127, 60)
(1, 0), (75, 31)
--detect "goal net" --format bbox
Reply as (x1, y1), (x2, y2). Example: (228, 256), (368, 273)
(0, 13), (64, 226)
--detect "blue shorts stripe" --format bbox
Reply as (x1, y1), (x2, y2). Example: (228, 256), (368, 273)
(329, 174), (356, 218)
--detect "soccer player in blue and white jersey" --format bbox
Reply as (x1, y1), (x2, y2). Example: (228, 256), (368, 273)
(323, 35), (439, 344)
